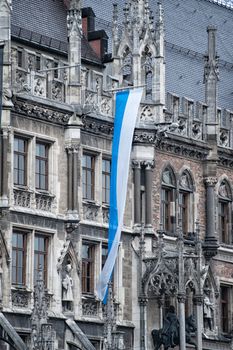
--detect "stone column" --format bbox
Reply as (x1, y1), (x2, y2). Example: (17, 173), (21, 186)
(178, 294), (186, 350)
(203, 177), (218, 259)
(144, 161), (154, 229)
(65, 144), (80, 217)
(193, 295), (203, 350)
(0, 128), (9, 207)
(139, 296), (148, 350)
(132, 160), (141, 226)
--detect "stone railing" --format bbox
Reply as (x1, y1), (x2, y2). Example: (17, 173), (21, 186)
(11, 288), (31, 308)
(35, 192), (54, 212)
(13, 188), (33, 208)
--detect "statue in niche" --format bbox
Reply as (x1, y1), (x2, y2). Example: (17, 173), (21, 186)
(62, 262), (73, 311)
(203, 288), (214, 332)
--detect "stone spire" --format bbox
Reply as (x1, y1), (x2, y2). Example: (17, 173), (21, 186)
(66, 0), (82, 105)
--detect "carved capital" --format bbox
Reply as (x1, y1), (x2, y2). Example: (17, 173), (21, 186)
(142, 160), (155, 170)
(193, 294), (203, 306)
(204, 177), (217, 187)
(132, 160), (141, 169)
(65, 143), (80, 153)
(177, 293), (186, 303)
(138, 295), (148, 306)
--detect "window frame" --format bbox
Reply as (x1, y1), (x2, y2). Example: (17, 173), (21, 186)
(220, 285), (231, 334)
(14, 136), (28, 187)
(218, 180), (232, 245)
(81, 241), (95, 294)
(82, 153), (95, 201)
(34, 234), (49, 287)
(102, 158), (111, 204)
(35, 141), (49, 191)
(12, 230), (27, 286)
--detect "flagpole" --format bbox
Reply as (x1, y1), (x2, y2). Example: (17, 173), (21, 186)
(104, 84), (146, 93)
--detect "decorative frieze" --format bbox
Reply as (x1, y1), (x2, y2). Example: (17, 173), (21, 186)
(133, 131), (155, 144)
(82, 298), (98, 317)
(13, 98), (71, 125)
(14, 188), (32, 208)
(157, 140), (208, 160)
(81, 116), (113, 136)
(83, 202), (100, 221)
(12, 289), (31, 308)
(36, 193), (54, 211)
(102, 206), (109, 224)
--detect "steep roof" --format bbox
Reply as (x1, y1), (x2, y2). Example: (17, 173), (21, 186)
(11, 0), (102, 65)
(83, 0), (233, 110)
(11, 0), (233, 109)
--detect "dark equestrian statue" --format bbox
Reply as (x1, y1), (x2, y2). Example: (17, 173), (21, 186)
(151, 306), (197, 350)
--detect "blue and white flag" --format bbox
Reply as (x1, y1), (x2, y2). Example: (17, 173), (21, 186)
(96, 87), (143, 301)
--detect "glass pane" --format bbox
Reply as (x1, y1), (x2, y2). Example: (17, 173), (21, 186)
(12, 233), (17, 247)
(34, 237), (39, 251)
(40, 175), (46, 190)
(17, 234), (23, 248)
(18, 139), (25, 152)
(87, 185), (91, 200)
(14, 138), (19, 151)
(17, 267), (23, 284)
(40, 161), (46, 175)
(86, 156), (91, 168)
(12, 250), (17, 267)
(87, 171), (92, 186)
(18, 170), (24, 185)
(18, 251), (23, 268)
(12, 267), (16, 284)
(82, 245), (88, 259)
(82, 155), (87, 167)
(18, 155), (25, 171)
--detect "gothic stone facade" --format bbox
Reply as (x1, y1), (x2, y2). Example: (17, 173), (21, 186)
(0, 0), (233, 349)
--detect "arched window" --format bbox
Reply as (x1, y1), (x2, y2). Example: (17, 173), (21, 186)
(218, 180), (232, 244)
(122, 47), (133, 84)
(161, 167), (176, 234)
(179, 171), (194, 237)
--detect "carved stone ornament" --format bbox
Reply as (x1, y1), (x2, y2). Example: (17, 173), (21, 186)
(83, 203), (99, 221)
(157, 140), (208, 160)
(14, 188), (32, 208)
(141, 160), (155, 170)
(204, 177), (217, 187)
(51, 81), (63, 102)
(12, 289), (31, 308)
(81, 116), (113, 136)
(218, 182), (230, 199)
(100, 97), (112, 116)
(102, 207), (109, 224)
(192, 122), (202, 140)
(57, 239), (80, 275)
(133, 131), (155, 144)
(177, 117), (187, 135)
(140, 105), (154, 122)
(13, 98), (71, 125)
(67, 7), (82, 37)
(219, 130), (229, 147)
(34, 78), (45, 97)
(142, 234), (179, 297)
(36, 193), (54, 211)
(82, 298), (98, 317)
(65, 143), (80, 153)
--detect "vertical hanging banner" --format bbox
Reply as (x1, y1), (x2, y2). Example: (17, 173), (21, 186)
(96, 87), (143, 301)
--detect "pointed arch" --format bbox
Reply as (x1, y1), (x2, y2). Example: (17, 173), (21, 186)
(120, 46), (133, 84)
(217, 177), (233, 244)
(160, 165), (176, 234)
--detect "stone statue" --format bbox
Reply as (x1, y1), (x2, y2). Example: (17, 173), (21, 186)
(203, 289), (214, 331)
(62, 263), (74, 303)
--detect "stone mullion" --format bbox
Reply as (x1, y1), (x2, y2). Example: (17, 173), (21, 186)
(177, 293), (186, 350)
(145, 161), (154, 228)
(193, 295), (203, 350)
(67, 150), (73, 211)
(203, 177), (219, 259)
(72, 150), (78, 211)
(0, 129), (9, 204)
(132, 161), (141, 225)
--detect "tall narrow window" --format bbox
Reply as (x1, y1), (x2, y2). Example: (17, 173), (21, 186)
(53, 61), (59, 79)
(220, 285), (230, 333)
(179, 171), (194, 236)
(36, 142), (48, 190)
(34, 235), (48, 286)
(36, 55), (41, 72)
(82, 242), (95, 294)
(82, 154), (95, 200)
(102, 159), (111, 204)
(12, 231), (27, 286)
(14, 137), (27, 186)
(218, 181), (232, 244)
(161, 167), (176, 233)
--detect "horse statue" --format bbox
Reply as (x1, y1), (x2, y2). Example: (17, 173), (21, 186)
(151, 314), (197, 350)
